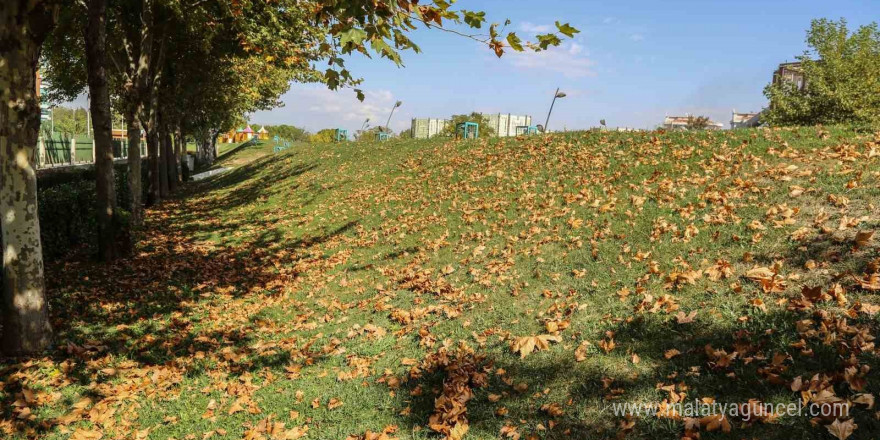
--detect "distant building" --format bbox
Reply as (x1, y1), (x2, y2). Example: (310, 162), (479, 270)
(773, 62), (805, 90)
(483, 113), (533, 137)
(411, 113), (533, 139)
(257, 126), (269, 140)
(730, 110), (761, 129)
(411, 118), (451, 139)
(662, 115), (724, 131)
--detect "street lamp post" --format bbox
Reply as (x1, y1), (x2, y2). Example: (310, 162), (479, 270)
(543, 88), (566, 133)
(384, 101), (402, 133)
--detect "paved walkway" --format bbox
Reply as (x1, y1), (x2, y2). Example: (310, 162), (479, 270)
(191, 167), (231, 181)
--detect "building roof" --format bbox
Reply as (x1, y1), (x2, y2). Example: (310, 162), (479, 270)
(778, 61), (803, 69)
(663, 116), (692, 126)
(663, 116), (724, 129)
(731, 112), (759, 123)
(257, 126), (268, 133)
(241, 126), (254, 134)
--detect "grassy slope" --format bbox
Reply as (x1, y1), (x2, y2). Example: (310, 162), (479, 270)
(2, 128), (880, 440)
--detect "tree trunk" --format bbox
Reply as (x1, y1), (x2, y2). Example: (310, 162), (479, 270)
(84, 0), (119, 261)
(164, 128), (177, 193)
(0, 1), (55, 355)
(145, 124), (160, 206)
(124, 108), (142, 226)
(158, 123), (169, 198)
(196, 130), (215, 168)
(174, 127), (184, 182)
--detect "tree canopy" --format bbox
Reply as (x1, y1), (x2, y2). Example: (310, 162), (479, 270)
(443, 112), (496, 138)
(763, 18), (880, 126)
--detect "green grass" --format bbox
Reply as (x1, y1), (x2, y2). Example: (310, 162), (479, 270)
(2, 127), (880, 439)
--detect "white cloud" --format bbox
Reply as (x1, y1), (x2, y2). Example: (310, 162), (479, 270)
(505, 42), (595, 78)
(630, 33), (645, 42)
(251, 85), (408, 134)
(518, 22), (552, 34)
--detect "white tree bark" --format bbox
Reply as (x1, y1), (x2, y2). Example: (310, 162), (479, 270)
(1, 1), (55, 355)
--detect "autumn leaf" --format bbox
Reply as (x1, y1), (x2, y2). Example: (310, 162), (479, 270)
(825, 418), (857, 440)
(328, 398), (344, 410)
(598, 337), (616, 353)
(574, 341), (590, 362)
(705, 260), (734, 281)
(675, 310), (697, 324)
(541, 402), (564, 417)
(699, 414), (731, 433)
(854, 230), (874, 249)
(511, 334), (561, 358)
(449, 421), (469, 440)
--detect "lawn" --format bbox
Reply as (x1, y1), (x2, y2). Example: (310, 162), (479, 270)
(2, 127), (879, 440)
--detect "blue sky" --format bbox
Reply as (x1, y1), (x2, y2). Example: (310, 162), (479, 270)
(257, 0), (878, 133)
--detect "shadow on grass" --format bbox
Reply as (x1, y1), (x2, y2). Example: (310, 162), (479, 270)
(0, 147), (359, 438)
(390, 303), (880, 439)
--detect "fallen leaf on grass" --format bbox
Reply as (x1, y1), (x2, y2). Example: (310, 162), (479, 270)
(826, 418), (857, 440)
(328, 398), (344, 410)
(854, 230), (874, 249)
(511, 334), (561, 358)
(675, 310), (697, 324)
(574, 341), (590, 362)
(664, 349), (681, 359)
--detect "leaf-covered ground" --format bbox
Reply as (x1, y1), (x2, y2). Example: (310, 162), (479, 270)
(2, 127), (880, 440)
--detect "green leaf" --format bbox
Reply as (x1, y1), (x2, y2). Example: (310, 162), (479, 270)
(370, 38), (402, 65)
(324, 69), (340, 89)
(462, 10), (485, 29)
(555, 21), (579, 38)
(506, 33), (524, 51)
(536, 33), (562, 50)
(354, 88), (365, 102)
(339, 28), (368, 51)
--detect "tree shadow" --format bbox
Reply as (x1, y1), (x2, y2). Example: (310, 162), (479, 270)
(0, 149), (359, 437)
(391, 301), (880, 439)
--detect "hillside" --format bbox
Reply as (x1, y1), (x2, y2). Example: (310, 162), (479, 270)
(4, 127), (880, 440)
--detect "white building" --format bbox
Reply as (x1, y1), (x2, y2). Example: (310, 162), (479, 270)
(730, 110), (761, 129)
(483, 113), (533, 137)
(662, 115), (724, 131)
(411, 118), (451, 139)
(411, 113), (534, 139)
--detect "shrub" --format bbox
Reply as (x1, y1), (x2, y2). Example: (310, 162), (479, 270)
(32, 164), (148, 259)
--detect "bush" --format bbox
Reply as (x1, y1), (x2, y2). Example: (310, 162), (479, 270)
(34, 163), (148, 259)
(442, 113), (496, 138)
(38, 181), (101, 259)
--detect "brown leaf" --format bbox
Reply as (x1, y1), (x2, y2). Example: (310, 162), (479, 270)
(826, 418), (857, 440)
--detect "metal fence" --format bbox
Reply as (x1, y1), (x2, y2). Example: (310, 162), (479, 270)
(36, 136), (147, 169)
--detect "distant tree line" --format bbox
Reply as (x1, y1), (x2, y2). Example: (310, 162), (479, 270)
(251, 124), (311, 142)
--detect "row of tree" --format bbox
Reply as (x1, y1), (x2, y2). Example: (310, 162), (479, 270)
(2, 1), (577, 355)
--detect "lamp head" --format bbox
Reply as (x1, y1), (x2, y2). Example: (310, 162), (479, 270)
(555, 92), (567, 98)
